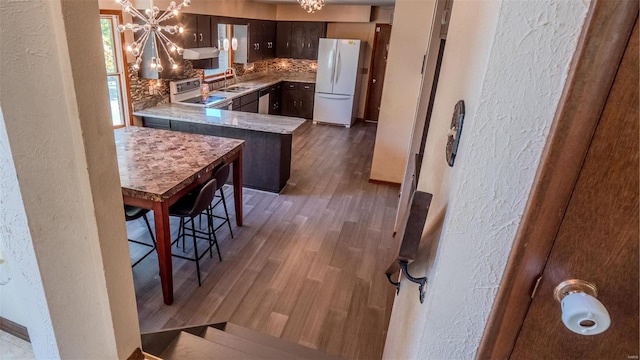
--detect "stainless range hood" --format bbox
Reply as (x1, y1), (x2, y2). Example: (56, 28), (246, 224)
(182, 47), (220, 60)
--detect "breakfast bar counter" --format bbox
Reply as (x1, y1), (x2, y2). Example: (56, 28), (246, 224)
(116, 127), (244, 305)
(134, 105), (307, 193)
(134, 104), (305, 134)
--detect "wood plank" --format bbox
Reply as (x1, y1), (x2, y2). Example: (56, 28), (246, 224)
(160, 331), (259, 360)
(224, 322), (342, 360)
(201, 327), (300, 360)
(133, 123), (396, 360)
(0, 316), (29, 342)
(261, 312), (289, 338)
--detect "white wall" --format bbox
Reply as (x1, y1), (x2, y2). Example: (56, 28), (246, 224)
(0, 108), (59, 357)
(370, 0), (437, 183)
(0, 0), (141, 358)
(383, 0), (590, 358)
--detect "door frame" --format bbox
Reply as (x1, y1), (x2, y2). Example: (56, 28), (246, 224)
(476, 1), (639, 358)
(363, 23), (391, 122)
(100, 9), (134, 127)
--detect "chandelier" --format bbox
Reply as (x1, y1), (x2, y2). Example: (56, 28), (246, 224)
(114, 0), (191, 71)
(298, 0), (325, 13)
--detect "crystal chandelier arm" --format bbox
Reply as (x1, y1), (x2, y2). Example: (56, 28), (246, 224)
(156, 33), (176, 66)
(157, 3), (177, 24)
(156, 12), (174, 23)
(137, 30), (152, 57)
(125, 5), (148, 23)
(152, 31), (161, 65)
(156, 31), (183, 55)
(156, 31), (177, 49)
(116, 0), (189, 71)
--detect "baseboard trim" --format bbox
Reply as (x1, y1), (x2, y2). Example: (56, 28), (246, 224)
(127, 348), (146, 360)
(368, 178), (401, 187)
(0, 316), (30, 342)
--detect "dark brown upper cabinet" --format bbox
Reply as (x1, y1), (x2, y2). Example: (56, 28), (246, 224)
(181, 14), (214, 48)
(262, 21), (277, 60)
(235, 20), (276, 63)
(180, 14), (219, 69)
(276, 22), (292, 58)
(277, 22), (326, 60)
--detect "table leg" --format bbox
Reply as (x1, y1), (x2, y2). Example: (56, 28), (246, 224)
(232, 150), (243, 226)
(153, 201), (173, 305)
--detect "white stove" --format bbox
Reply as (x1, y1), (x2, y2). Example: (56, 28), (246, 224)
(169, 78), (231, 109)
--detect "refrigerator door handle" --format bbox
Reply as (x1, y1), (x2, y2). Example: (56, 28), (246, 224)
(335, 51), (341, 85)
(316, 93), (351, 100)
(329, 48), (337, 89)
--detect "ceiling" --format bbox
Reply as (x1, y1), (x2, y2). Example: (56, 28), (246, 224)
(254, 0), (395, 6)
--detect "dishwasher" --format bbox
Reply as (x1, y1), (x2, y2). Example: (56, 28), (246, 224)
(258, 88), (270, 114)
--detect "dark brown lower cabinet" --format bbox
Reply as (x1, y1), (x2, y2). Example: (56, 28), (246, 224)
(269, 83), (282, 115)
(281, 82), (315, 119)
(238, 100), (258, 113)
(142, 116), (293, 193)
(235, 90), (259, 113)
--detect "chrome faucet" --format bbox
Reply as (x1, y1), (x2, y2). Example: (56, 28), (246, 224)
(223, 67), (237, 89)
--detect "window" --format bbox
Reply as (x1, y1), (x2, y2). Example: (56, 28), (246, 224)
(204, 24), (233, 80)
(100, 12), (131, 128)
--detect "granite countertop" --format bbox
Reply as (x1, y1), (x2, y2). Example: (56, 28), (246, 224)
(134, 72), (314, 134)
(134, 104), (306, 135)
(201, 72), (316, 104)
(218, 71), (317, 90)
(115, 126), (244, 201)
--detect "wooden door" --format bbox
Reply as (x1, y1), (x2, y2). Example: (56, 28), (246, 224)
(510, 18), (639, 359)
(276, 22), (292, 58)
(364, 24), (392, 122)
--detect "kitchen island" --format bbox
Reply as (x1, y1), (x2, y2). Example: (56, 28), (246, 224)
(134, 104), (306, 193)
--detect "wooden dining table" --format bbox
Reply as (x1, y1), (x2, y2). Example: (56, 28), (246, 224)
(115, 126), (245, 305)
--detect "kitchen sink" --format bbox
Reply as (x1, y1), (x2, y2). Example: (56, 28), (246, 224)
(223, 85), (253, 93)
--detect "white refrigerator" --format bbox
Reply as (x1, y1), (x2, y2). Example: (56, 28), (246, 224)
(313, 39), (363, 128)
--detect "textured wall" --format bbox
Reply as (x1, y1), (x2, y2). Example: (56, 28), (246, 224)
(0, 0), (140, 358)
(370, 0), (437, 183)
(383, 0), (590, 358)
(0, 109), (59, 358)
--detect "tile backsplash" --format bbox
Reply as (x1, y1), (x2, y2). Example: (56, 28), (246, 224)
(129, 60), (203, 111)
(130, 58), (317, 111)
(232, 58), (318, 77)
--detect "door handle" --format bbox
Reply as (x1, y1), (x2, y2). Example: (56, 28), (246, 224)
(199, 33), (203, 42)
(373, 79), (377, 84)
(554, 279), (611, 335)
(286, 41), (289, 48)
(294, 100), (297, 107)
(193, 33), (197, 42)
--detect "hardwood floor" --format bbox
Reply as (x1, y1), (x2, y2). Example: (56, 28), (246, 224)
(127, 122), (399, 360)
